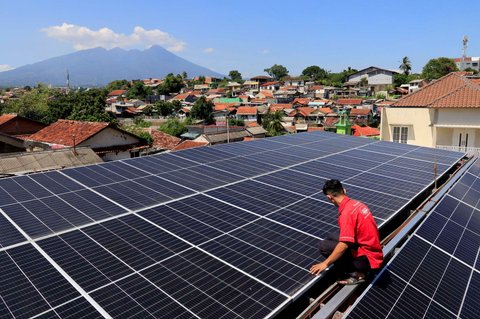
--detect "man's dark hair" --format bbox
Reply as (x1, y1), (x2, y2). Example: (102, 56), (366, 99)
(323, 179), (345, 196)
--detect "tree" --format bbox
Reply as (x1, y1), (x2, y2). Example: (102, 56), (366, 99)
(105, 79), (129, 92)
(228, 70), (242, 82)
(190, 96), (214, 124)
(422, 57), (458, 80)
(154, 101), (174, 117)
(158, 117), (187, 137)
(302, 65), (329, 81)
(393, 73), (420, 87)
(358, 77), (368, 88)
(126, 81), (152, 100)
(228, 118), (244, 126)
(464, 67), (479, 75)
(68, 89), (117, 123)
(181, 71), (188, 79)
(264, 64), (289, 80)
(262, 111), (285, 136)
(2, 86), (51, 123)
(158, 73), (184, 94)
(399, 56), (412, 75)
(121, 124), (153, 145)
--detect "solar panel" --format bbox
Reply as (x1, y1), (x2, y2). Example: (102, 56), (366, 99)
(0, 131), (466, 318)
(345, 158), (480, 319)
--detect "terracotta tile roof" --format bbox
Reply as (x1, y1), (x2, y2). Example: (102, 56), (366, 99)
(307, 127), (325, 132)
(258, 91), (274, 98)
(269, 103), (292, 112)
(352, 125), (380, 137)
(392, 72), (480, 108)
(243, 136), (255, 141)
(309, 85), (324, 91)
(237, 106), (257, 115)
(146, 129), (181, 150)
(246, 122), (259, 127)
(324, 117), (339, 127)
(239, 95), (250, 99)
(292, 98), (311, 105)
(260, 81), (280, 87)
(172, 140), (209, 151)
(172, 93), (194, 100)
(375, 101), (395, 106)
(250, 98), (267, 104)
(336, 98), (363, 105)
(291, 107), (315, 117)
(108, 90), (126, 96)
(350, 108), (371, 116)
(214, 103), (238, 111)
(27, 120), (110, 146)
(0, 114), (17, 126)
(317, 107), (333, 114)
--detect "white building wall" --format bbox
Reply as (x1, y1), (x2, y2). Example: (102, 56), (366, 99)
(81, 127), (140, 148)
(368, 72), (394, 85)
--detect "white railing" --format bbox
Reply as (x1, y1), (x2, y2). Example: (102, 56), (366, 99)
(436, 145), (480, 156)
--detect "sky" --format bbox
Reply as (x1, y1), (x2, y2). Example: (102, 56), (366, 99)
(1, 0), (480, 78)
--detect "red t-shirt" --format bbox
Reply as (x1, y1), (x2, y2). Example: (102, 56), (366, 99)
(337, 196), (383, 269)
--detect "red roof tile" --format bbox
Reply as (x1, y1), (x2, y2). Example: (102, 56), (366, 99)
(324, 117), (339, 127)
(214, 103), (238, 111)
(352, 125), (380, 137)
(172, 140), (209, 151)
(246, 122), (259, 127)
(250, 98), (267, 103)
(336, 98), (363, 105)
(392, 72), (480, 108)
(350, 108), (371, 116)
(237, 106), (257, 115)
(260, 81), (280, 87)
(27, 120), (110, 146)
(291, 107), (315, 117)
(292, 98), (311, 105)
(307, 127), (325, 132)
(317, 107), (333, 114)
(0, 114), (17, 126)
(146, 129), (181, 150)
(269, 103), (292, 112)
(108, 90), (126, 96)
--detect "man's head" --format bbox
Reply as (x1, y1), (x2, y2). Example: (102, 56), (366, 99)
(323, 179), (346, 207)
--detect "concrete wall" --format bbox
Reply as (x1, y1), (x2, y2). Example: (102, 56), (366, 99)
(368, 72), (394, 85)
(436, 109), (480, 127)
(81, 127), (141, 148)
(381, 108), (434, 147)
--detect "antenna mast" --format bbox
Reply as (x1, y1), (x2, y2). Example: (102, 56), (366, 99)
(66, 69), (70, 93)
(462, 35), (469, 71)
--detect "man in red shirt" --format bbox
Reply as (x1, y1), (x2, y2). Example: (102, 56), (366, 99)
(310, 179), (383, 284)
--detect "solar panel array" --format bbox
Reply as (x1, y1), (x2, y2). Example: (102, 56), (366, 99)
(0, 131), (464, 319)
(345, 158), (480, 319)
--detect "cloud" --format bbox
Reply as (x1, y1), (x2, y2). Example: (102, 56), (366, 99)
(41, 23), (186, 52)
(203, 48), (214, 53)
(0, 64), (14, 72)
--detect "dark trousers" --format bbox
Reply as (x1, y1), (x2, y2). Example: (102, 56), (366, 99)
(319, 232), (371, 274)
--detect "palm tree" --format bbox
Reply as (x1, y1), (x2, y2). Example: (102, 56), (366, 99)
(262, 111), (285, 136)
(399, 56), (412, 75)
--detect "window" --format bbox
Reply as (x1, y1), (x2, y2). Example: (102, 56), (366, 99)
(393, 126), (408, 143)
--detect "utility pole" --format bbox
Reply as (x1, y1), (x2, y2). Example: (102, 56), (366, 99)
(462, 35), (468, 71)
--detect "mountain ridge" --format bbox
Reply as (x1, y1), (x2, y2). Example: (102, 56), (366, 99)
(0, 46), (224, 87)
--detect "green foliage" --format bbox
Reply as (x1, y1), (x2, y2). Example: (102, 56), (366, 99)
(422, 57), (458, 80)
(190, 96), (214, 124)
(158, 117), (187, 137)
(464, 67), (479, 75)
(399, 56), (412, 75)
(2, 87), (51, 123)
(264, 64), (289, 80)
(228, 70), (242, 82)
(228, 118), (245, 126)
(393, 73), (421, 87)
(68, 89), (117, 123)
(133, 117), (151, 127)
(319, 67), (358, 87)
(126, 81), (152, 100)
(155, 101), (174, 117)
(262, 111), (285, 136)
(375, 92), (387, 100)
(158, 73), (184, 95)
(302, 65), (328, 81)
(105, 79), (129, 92)
(121, 125), (153, 145)
(358, 77), (368, 87)
(181, 71), (188, 79)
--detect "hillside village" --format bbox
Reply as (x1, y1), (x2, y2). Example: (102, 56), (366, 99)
(1, 59), (480, 175)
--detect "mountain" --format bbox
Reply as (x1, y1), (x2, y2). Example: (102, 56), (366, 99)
(0, 46), (224, 87)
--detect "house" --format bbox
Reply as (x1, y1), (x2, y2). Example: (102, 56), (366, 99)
(242, 81), (259, 92)
(349, 108), (372, 123)
(172, 140), (209, 151)
(107, 90), (127, 99)
(336, 98), (363, 108)
(26, 120), (148, 161)
(380, 72), (480, 153)
(289, 107), (317, 124)
(352, 125), (380, 138)
(292, 98), (311, 107)
(236, 107), (258, 123)
(347, 66), (399, 92)
(269, 103), (293, 112)
(407, 79), (426, 93)
(250, 76), (273, 85)
(0, 114), (47, 136)
(260, 81), (280, 92)
(453, 57), (480, 72)
(144, 129), (181, 152)
(255, 91), (274, 99)
(172, 93), (197, 104)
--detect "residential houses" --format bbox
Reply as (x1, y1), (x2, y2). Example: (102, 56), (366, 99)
(347, 66), (399, 93)
(380, 72), (480, 153)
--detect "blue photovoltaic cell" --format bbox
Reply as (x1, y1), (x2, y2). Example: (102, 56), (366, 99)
(208, 157), (279, 177)
(141, 248), (287, 318)
(254, 169), (327, 196)
(59, 189), (127, 220)
(291, 160), (362, 181)
(35, 297), (103, 319)
(29, 171), (84, 194)
(346, 160), (480, 319)
(0, 213), (26, 247)
(158, 166), (240, 191)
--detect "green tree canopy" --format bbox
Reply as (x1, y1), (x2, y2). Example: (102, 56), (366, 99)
(126, 81), (152, 100)
(393, 73), (421, 87)
(154, 101), (175, 117)
(105, 79), (129, 92)
(158, 117), (187, 137)
(422, 57), (458, 80)
(158, 73), (184, 95)
(399, 56), (412, 75)
(301, 65), (329, 81)
(262, 111), (285, 136)
(68, 89), (117, 123)
(264, 64), (289, 80)
(228, 70), (242, 82)
(190, 96), (214, 124)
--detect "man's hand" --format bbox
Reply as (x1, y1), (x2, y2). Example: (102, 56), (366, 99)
(310, 261), (328, 276)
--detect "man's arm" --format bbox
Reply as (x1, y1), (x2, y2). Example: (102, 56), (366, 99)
(310, 241), (349, 275)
